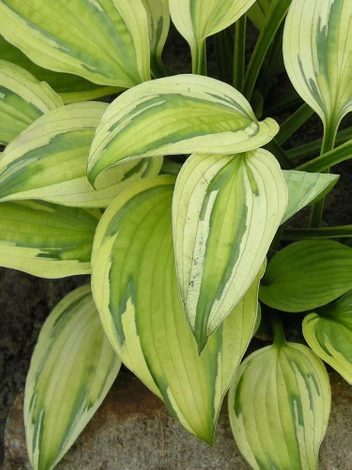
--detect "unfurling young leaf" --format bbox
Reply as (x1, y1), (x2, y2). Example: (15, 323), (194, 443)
(303, 290), (352, 384)
(228, 340), (331, 470)
(88, 74), (279, 184)
(260, 240), (352, 312)
(24, 285), (121, 470)
(0, 60), (63, 145)
(283, 0), (352, 137)
(172, 149), (287, 350)
(0, 201), (100, 278)
(281, 170), (339, 223)
(0, 0), (151, 88)
(0, 102), (163, 207)
(92, 175), (263, 443)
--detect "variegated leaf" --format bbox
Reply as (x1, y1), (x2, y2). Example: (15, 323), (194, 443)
(0, 102), (163, 207)
(25, 285), (121, 470)
(0, 0), (151, 88)
(0, 60), (63, 145)
(260, 240), (352, 312)
(141, 0), (170, 73)
(282, 170), (339, 223)
(303, 290), (352, 384)
(0, 201), (100, 277)
(169, 0), (255, 67)
(88, 74), (279, 184)
(283, 0), (352, 130)
(0, 35), (122, 104)
(247, 0), (272, 30)
(172, 150), (287, 350)
(228, 342), (331, 470)
(91, 175), (263, 443)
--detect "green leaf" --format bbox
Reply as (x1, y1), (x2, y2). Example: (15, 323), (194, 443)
(0, 60), (63, 145)
(0, 102), (163, 207)
(91, 175), (262, 443)
(169, 0), (255, 70)
(0, 201), (100, 278)
(260, 240), (352, 312)
(141, 0), (170, 74)
(172, 149), (287, 350)
(0, 0), (151, 88)
(88, 74), (279, 184)
(24, 285), (121, 470)
(0, 35), (122, 104)
(247, 0), (272, 30)
(282, 170), (339, 223)
(303, 290), (352, 384)
(283, 0), (352, 130)
(228, 341), (331, 470)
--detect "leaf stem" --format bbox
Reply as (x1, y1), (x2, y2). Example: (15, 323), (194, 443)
(243, 0), (291, 102)
(276, 104), (314, 145)
(264, 140), (294, 169)
(296, 139), (352, 173)
(309, 123), (338, 227)
(233, 14), (246, 92)
(192, 40), (207, 75)
(282, 225), (352, 240)
(271, 310), (286, 347)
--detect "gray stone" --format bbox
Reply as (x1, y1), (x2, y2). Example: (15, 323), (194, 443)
(3, 369), (351, 469)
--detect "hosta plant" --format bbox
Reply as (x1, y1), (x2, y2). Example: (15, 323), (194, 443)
(0, 0), (351, 468)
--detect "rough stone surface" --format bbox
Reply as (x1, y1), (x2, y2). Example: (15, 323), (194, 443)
(3, 369), (351, 470)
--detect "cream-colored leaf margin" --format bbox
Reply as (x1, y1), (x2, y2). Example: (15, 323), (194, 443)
(0, 0), (151, 87)
(229, 342), (331, 470)
(92, 175), (263, 443)
(88, 74), (279, 184)
(283, 0), (352, 129)
(24, 285), (121, 470)
(172, 150), (287, 349)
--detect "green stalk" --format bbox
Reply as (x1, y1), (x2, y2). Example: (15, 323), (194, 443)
(276, 104), (314, 145)
(282, 226), (352, 240)
(309, 122), (338, 228)
(161, 159), (182, 176)
(268, 226), (284, 261)
(233, 14), (246, 92)
(214, 28), (234, 84)
(271, 310), (286, 347)
(192, 39), (207, 75)
(243, 0), (292, 102)
(264, 139), (294, 169)
(267, 91), (302, 115)
(287, 126), (352, 162)
(296, 139), (352, 172)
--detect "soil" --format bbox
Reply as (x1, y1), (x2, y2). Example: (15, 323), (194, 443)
(1, 23), (351, 468)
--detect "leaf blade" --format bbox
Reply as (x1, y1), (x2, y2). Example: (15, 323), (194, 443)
(0, 59), (63, 145)
(88, 74), (279, 184)
(228, 342), (331, 470)
(0, 201), (100, 277)
(282, 170), (339, 223)
(24, 285), (121, 470)
(260, 240), (352, 312)
(0, 102), (163, 207)
(283, 0), (352, 128)
(91, 175), (262, 442)
(303, 290), (352, 384)
(172, 150), (287, 349)
(0, 0), (151, 88)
